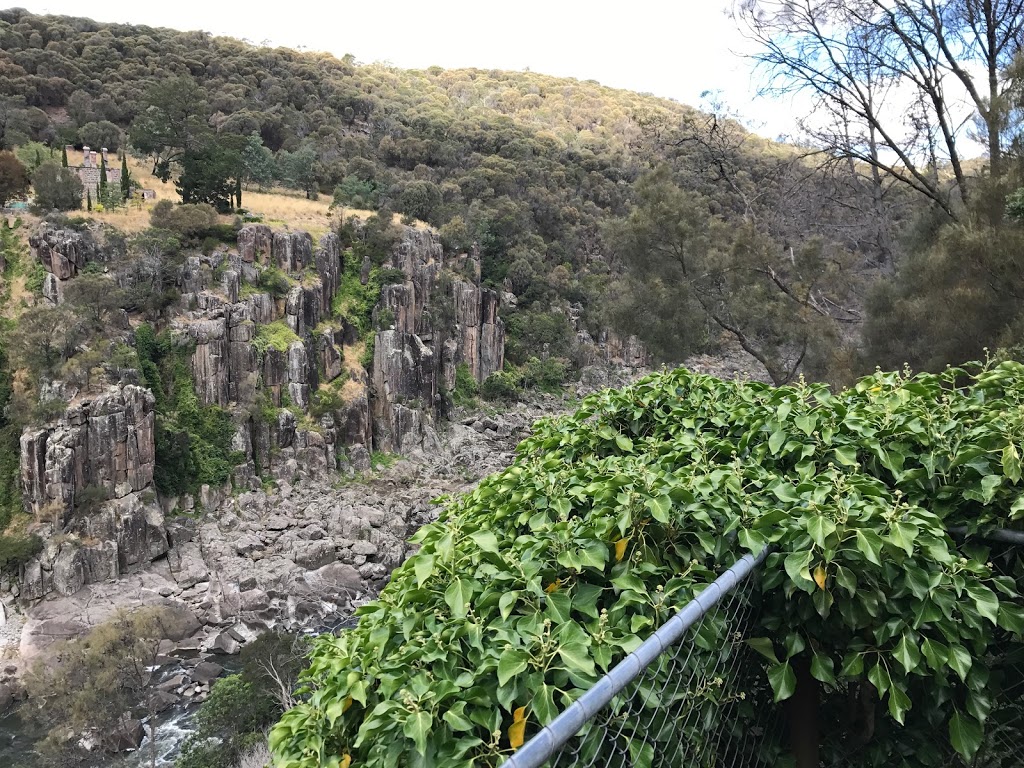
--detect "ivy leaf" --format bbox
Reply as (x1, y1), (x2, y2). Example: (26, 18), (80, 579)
(981, 474), (1002, 503)
(948, 644), (972, 682)
(965, 584), (999, 625)
(558, 643), (596, 676)
(834, 565), (857, 596)
(810, 652), (835, 685)
(867, 661), (891, 697)
(497, 648), (529, 686)
(403, 710), (431, 756)
(893, 633), (922, 674)
(807, 516), (836, 547)
(767, 662), (797, 702)
(834, 445), (858, 466)
(508, 706), (527, 750)
(921, 637), (949, 671)
(645, 495), (671, 523)
(533, 683), (558, 724)
(615, 434), (633, 452)
(840, 651), (864, 677)
(769, 429), (787, 454)
(889, 521), (918, 556)
(795, 413), (816, 436)
(470, 530), (500, 554)
(746, 637), (779, 665)
(1002, 443), (1021, 483)
(888, 684), (912, 724)
(998, 602), (1024, 634)
(414, 555), (434, 586)
(855, 529), (883, 566)
(813, 564), (827, 590)
(784, 550), (814, 589)
(443, 702), (475, 732)
(445, 577), (470, 618)
(949, 712), (983, 761)
(613, 537), (629, 562)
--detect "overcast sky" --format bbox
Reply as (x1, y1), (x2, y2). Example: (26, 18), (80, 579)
(24, 0), (804, 139)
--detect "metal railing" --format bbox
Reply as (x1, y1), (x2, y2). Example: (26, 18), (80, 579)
(499, 547), (779, 768)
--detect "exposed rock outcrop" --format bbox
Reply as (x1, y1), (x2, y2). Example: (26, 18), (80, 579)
(29, 225), (98, 281)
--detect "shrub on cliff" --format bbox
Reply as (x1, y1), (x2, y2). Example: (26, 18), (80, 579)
(271, 364), (1024, 768)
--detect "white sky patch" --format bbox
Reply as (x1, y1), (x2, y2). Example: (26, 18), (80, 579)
(25, 0), (806, 140)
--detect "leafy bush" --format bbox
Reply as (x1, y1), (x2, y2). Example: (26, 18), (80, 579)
(258, 266), (292, 299)
(272, 363), (1024, 768)
(135, 324), (242, 496)
(481, 370), (521, 401)
(452, 362), (479, 408)
(0, 533), (42, 572)
(253, 321), (301, 355)
(519, 356), (570, 393)
(309, 387), (344, 419)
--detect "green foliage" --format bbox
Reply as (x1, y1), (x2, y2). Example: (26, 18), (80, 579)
(253, 321), (301, 354)
(0, 533), (42, 572)
(31, 161), (83, 212)
(257, 266), (292, 299)
(271, 363), (1024, 768)
(178, 630), (312, 768)
(0, 150), (30, 206)
(331, 245), (386, 338)
(24, 607), (166, 759)
(864, 207), (1024, 373)
(452, 362), (479, 408)
(309, 386), (345, 419)
(503, 310), (575, 367)
(481, 370), (522, 401)
(135, 324), (242, 495)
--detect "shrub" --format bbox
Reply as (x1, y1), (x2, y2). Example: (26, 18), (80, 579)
(271, 363), (1024, 768)
(309, 387), (344, 419)
(253, 321), (300, 355)
(452, 362), (478, 408)
(481, 370), (520, 401)
(0, 533), (42, 572)
(258, 267), (291, 299)
(31, 162), (83, 212)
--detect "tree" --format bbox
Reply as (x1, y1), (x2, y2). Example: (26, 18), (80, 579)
(175, 136), (242, 211)
(608, 167), (857, 384)
(31, 162), (83, 212)
(61, 144), (68, 168)
(736, 0), (1024, 218)
(120, 152), (131, 200)
(24, 608), (167, 761)
(277, 145), (319, 199)
(77, 120), (122, 153)
(0, 151), (30, 207)
(240, 132), (276, 190)
(130, 76), (211, 178)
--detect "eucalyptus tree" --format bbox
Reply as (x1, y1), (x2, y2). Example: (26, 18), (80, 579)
(736, 0), (1024, 218)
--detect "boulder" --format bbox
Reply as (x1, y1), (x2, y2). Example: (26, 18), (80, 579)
(294, 541), (337, 570)
(191, 661), (224, 684)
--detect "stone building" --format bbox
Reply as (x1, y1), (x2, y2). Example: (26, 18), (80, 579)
(64, 145), (122, 198)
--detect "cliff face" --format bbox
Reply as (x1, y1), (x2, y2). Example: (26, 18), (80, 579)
(373, 231), (504, 452)
(13, 220), (507, 602)
(17, 384), (167, 599)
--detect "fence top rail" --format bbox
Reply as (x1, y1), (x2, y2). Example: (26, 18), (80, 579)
(497, 545), (773, 768)
(947, 527), (1024, 546)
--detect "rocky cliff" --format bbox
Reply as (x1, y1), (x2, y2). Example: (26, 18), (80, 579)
(11, 219), (507, 604)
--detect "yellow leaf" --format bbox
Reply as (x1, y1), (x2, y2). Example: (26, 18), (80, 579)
(340, 755), (352, 768)
(614, 537), (629, 562)
(813, 564), (827, 590)
(342, 696), (353, 714)
(509, 706), (528, 749)
(544, 579), (561, 594)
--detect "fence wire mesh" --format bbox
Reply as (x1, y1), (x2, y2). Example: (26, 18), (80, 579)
(500, 552), (784, 768)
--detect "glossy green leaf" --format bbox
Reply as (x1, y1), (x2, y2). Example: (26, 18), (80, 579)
(767, 662), (797, 702)
(949, 712), (983, 761)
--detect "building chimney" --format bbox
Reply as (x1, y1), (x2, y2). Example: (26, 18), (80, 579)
(101, 148), (108, 164)
(82, 146), (90, 168)
(91, 151), (98, 167)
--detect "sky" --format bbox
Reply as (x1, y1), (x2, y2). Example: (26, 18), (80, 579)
(23, 0), (803, 140)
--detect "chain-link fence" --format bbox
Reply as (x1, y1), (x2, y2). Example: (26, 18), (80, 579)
(499, 548), (782, 768)
(500, 529), (1024, 768)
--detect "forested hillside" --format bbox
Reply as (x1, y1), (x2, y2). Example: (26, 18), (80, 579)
(0, 7), (928, 388)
